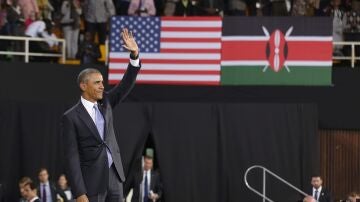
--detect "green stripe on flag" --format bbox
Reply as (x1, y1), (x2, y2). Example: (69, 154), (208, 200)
(221, 66), (332, 85)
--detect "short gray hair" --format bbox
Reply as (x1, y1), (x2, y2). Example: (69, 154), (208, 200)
(77, 68), (101, 85)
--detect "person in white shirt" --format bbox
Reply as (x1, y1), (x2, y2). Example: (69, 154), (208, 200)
(25, 19), (58, 48)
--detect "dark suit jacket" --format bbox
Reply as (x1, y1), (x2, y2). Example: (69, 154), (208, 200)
(62, 63), (140, 198)
(309, 187), (333, 202)
(37, 182), (58, 202)
(131, 170), (163, 202)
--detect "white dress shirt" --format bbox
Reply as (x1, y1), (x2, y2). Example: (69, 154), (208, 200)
(312, 186), (322, 200)
(29, 196), (40, 202)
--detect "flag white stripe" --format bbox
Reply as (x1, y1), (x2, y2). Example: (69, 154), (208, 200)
(222, 36), (332, 41)
(285, 36), (333, 41)
(285, 61), (332, 66)
(162, 31), (221, 38)
(109, 63), (220, 70)
(221, 60), (331, 66)
(222, 36), (269, 41)
(109, 74), (220, 81)
(110, 53), (221, 60)
(161, 42), (221, 49)
(162, 21), (222, 28)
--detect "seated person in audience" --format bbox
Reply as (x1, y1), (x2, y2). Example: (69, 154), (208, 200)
(308, 175), (332, 202)
(18, 177), (32, 202)
(128, 0), (156, 16)
(76, 32), (101, 64)
(348, 192), (360, 202)
(57, 174), (73, 201)
(23, 181), (40, 202)
(303, 195), (316, 202)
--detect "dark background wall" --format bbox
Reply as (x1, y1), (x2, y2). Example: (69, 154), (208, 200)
(0, 62), (359, 201)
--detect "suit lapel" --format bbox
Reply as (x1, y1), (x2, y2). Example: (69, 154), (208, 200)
(76, 101), (103, 142)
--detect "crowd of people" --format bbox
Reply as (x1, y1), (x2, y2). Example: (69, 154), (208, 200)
(1, 0), (360, 62)
(18, 168), (73, 202)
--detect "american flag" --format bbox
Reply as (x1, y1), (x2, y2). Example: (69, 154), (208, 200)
(108, 16), (222, 85)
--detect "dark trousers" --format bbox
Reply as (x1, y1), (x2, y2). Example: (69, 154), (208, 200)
(86, 22), (107, 45)
(88, 164), (123, 202)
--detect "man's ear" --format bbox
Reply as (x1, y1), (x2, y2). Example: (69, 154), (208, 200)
(80, 82), (87, 91)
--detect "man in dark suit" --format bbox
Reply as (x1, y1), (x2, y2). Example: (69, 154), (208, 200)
(129, 156), (163, 202)
(23, 181), (41, 202)
(37, 168), (58, 202)
(308, 175), (332, 202)
(62, 28), (140, 202)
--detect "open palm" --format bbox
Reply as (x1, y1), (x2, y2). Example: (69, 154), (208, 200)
(121, 28), (139, 57)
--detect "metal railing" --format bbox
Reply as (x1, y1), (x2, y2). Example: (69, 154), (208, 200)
(0, 35), (66, 63)
(333, 41), (360, 68)
(244, 165), (308, 202)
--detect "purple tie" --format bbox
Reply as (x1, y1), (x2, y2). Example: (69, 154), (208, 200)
(42, 184), (46, 202)
(94, 104), (113, 167)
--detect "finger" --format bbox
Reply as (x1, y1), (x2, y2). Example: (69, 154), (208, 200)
(129, 31), (134, 39)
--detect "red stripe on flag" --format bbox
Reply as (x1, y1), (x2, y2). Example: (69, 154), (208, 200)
(222, 41), (267, 60)
(160, 49), (221, 53)
(161, 27), (222, 32)
(221, 41), (332, 61)
(109, 58), (220, 64)
(161, 38), (221, 43)
(286, 41), (332, 61)
(109, 79), (220, 86)
(109, 69), (220, 75)
(161, 17), (222, 21)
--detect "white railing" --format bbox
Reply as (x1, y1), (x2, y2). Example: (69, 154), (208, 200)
(333, 41), (360, 68)
(0, 35), (66, 63)
(244, 165), (308, 202)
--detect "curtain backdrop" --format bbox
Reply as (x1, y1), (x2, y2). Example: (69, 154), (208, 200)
(0, 101), (318, 202)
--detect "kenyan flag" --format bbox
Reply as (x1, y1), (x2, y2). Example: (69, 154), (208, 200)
(221, 17), (332, 85)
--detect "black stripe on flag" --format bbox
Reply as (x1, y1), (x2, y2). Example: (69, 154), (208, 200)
(222, 17), (332, 36)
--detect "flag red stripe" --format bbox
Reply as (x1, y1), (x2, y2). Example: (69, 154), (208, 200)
(286, 41), (332, 61)
(162, 17), (222, 21)
(109, 69), (220, 75)
(160, 49), (221, 53)
(222, 41), (267, 60)
(109, 58), (220, 64)
(161, 27), (222, 32)
(109, 79), (220, 86)
(160, 38), (221, 42)
(222, 41), (332, 61)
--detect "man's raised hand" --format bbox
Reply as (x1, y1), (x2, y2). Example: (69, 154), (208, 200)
(121, 28), (139, 58)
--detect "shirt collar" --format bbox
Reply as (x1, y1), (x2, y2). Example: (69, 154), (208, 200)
(40, 181), (49, 186)
(313, 186), (322, 192)
(29, 196), (39, 202)
(81, 96), (97, 110)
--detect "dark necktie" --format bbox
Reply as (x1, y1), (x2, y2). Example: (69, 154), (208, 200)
(42, 184), (47, 202)
(314, 189), (318, 201)
(144, 172), (149, 202)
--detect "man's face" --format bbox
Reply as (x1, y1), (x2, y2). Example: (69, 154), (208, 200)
(311, 177), (322, 189)
(19, 183), (26, 197)
(144, 158), (153, 171)
(38, 170), (49, 183)
(80, 73), (104, 102)
(23, 185), (36, 200)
